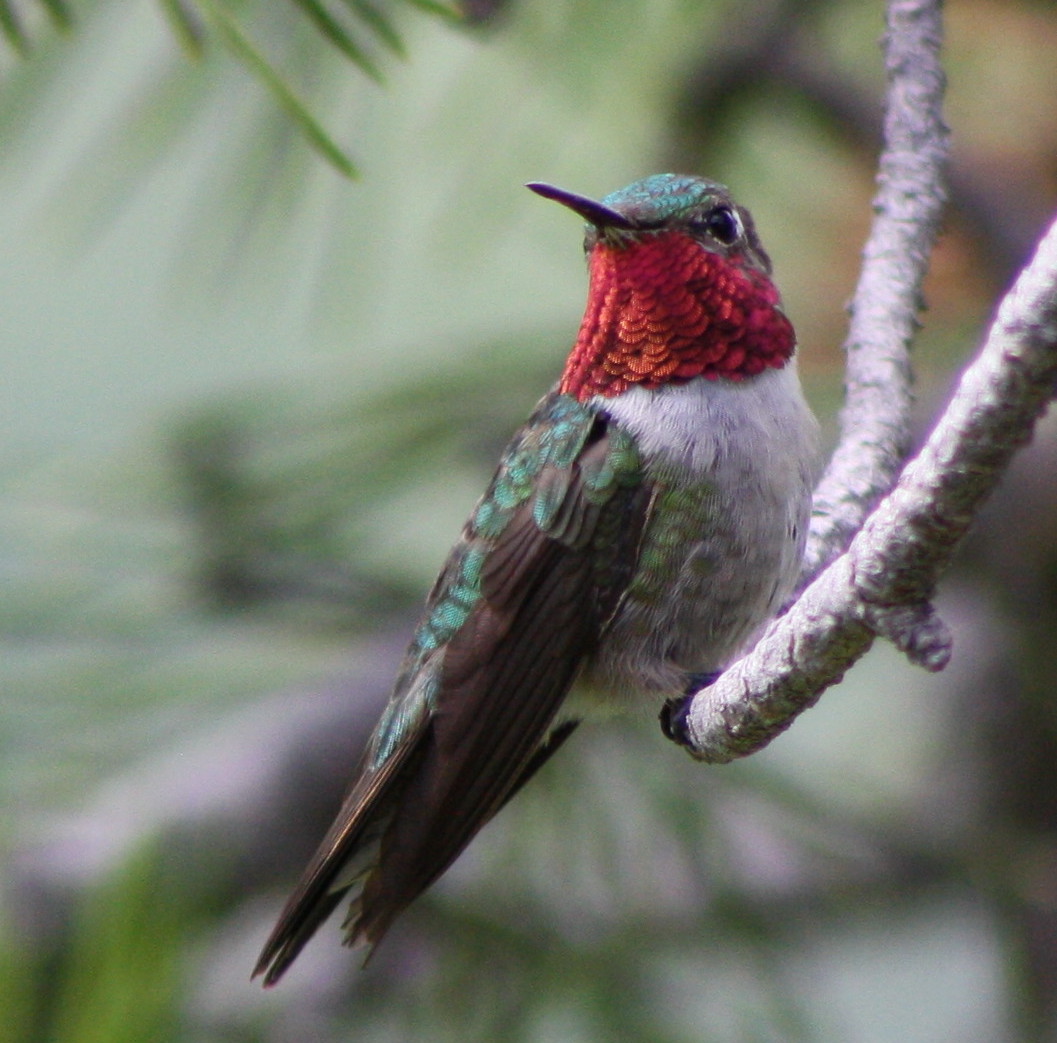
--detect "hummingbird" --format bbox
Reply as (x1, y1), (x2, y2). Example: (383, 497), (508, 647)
(253, 174), (818, 985)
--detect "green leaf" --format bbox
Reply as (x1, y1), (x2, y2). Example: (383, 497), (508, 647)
(0, 909), (37, 1043)
(39, 0), (72, 30)
(157, 0), (205, 55)
(204, 2), (358, 178)
(399, 0), (462, 21)
(342, 0), (405, 57)
(46, 843), (188, 1043)
(290, 0), (384, 82)
(0, 0), (30, 55)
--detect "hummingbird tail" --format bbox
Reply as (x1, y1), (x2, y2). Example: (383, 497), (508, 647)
(252, 889), (347, 987)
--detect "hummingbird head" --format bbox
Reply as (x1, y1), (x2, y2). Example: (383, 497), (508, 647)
(527, 175), (795, 400)
(527, 174), (774, 277)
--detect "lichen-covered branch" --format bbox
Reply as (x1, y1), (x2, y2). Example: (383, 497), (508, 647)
(801, 0), (949, 581)
(680, 211), (1057, 763)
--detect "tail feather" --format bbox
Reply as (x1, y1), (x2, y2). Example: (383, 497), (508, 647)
(252, 730), (426, 986)
(253, 889), (347, 987)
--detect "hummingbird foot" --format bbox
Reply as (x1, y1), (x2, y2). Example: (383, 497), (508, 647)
(659, 671), (721, 746)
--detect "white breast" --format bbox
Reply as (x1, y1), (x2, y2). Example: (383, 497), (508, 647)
(597, 364), (817, 486)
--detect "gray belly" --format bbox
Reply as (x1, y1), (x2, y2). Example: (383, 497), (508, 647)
(580, 368), (817, 707)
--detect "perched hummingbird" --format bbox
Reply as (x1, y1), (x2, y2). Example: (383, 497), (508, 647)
(253, 174), (818, 985)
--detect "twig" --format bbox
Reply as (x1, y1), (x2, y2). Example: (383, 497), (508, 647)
(801, 0), (949, 581)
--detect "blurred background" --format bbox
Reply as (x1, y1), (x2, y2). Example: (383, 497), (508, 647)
(1, 0), (1057, 1040)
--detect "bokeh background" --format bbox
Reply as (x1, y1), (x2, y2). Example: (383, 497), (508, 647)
(2, 1), (1057, 1040)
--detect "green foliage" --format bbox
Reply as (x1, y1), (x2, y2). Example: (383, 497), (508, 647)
(0, 0), (68, 55)
(0, 913), (39, 1043)
(0, 0), (460, 173)
(44, 844), (188, 1043)
(192, 0), (462, 174)
(204, 1), (362, 175)
(157, 0), (206, 54)
(195, 0), (460, 174)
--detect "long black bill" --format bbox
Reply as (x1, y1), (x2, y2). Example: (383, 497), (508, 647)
(526, 182), (635, 230)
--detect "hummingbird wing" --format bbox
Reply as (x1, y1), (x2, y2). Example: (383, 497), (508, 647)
(253, 392), (649, 985)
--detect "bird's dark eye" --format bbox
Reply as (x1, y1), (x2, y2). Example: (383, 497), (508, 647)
(700, 205), (741, 245)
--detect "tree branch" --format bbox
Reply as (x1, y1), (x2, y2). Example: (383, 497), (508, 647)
(801, 0), (949, 581)
(670, 0), (1057, 762)
(679, 209), (1057, 763)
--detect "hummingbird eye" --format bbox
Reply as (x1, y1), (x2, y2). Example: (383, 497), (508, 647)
(697, 205), (741, 246)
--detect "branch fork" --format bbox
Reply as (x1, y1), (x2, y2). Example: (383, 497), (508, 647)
(670, 0), (1057, 763)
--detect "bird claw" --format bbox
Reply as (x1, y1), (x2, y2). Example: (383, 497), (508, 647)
(659, 671), (721, 745)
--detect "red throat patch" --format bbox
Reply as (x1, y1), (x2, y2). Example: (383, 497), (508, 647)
(560, 230), (795, 401)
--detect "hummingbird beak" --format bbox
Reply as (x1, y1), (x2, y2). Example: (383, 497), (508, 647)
(526, 182), (635, 231)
